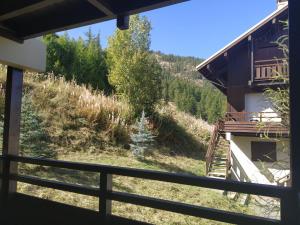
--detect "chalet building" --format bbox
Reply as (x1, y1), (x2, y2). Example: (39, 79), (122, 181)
(197, 0), (290, 186)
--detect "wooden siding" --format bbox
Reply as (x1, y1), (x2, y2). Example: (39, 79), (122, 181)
(199, 9), (288, 116)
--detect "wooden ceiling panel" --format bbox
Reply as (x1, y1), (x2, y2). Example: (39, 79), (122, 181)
(3, 0), (106, 39)
(0, 0), (188, 41)
(0, 0), (43, 15)
(105, 0), (187, 15)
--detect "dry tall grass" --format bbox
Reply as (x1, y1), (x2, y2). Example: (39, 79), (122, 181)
(0, 67), (132, 153)
(28, 73), (133, 152)
(0, 67), (212, 156)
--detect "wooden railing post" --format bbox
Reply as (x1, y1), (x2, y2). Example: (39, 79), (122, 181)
(0, 67), (23, 206)
(99, 172), (112, 223)
(289, 1), (300, 224)
(281, 189), (299, 225)
(225, 147), (231, 179)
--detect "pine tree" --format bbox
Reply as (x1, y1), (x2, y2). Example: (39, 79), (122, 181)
(20, 95), (54, 158)
(43, 30), (109, 91)
(130, 111), (155, 158)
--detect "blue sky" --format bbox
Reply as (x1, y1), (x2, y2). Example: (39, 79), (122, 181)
(63, 0), (277, 59)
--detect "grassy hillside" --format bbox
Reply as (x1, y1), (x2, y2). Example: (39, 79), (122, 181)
(0, 67), (255, 225)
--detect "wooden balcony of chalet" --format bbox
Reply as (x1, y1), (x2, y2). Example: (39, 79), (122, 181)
(221, 112), (289, 136)
(253, 59), (288, 85)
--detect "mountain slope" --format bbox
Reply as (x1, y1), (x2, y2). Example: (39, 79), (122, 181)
(154, 51), (204, 82)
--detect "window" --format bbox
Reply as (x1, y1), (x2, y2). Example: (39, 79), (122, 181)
(251, 142), (277, 162)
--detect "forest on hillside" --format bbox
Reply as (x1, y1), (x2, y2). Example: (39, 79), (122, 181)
(43, 16), (226, 124)
(154, 51), (204, 81)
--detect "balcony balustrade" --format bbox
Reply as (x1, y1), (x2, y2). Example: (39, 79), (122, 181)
(254, 59), (288, 81)
(222, 112), (288, 134)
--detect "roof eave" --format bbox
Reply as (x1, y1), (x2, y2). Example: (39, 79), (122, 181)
(196, 4), (288, 71)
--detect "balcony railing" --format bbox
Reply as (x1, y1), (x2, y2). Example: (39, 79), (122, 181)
(225, 111), (282, 123)
(0, 155), (296, 225)
(254, 59), (288, 81)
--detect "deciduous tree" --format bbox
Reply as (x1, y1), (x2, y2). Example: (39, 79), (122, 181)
(106, 15), (162, 117)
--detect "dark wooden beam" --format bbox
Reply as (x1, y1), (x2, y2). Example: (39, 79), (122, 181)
(112, 0), (188, 16)
(0, 0), (65, 22)
(22, 0), (189, 40)
(249, 35), (254, 85)
(288, 0), (300, 224)
(0, 25), (23, 43)
(117, 15), (130, 30)
(0, 67), (23, 203)
(99, 172), (112, 222)
(86, 0), (114, 16)
(9, 155), (291, 198)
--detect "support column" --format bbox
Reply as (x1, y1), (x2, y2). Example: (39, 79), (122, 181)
(0, 66), (23, 202)
(288, 0), (300, 224)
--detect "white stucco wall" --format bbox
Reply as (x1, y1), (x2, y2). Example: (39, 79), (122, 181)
(0, 37), (46, 72)
(245, 93), (281, 122)
(230, 135), (290, 185)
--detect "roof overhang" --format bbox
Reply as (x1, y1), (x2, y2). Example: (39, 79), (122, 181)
(0, 0), (189, 42)
(196, 3), (288, 72)
(0, 0), (188, 72)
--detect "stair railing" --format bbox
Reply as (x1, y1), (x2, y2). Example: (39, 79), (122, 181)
(225, 147), (232, 179)
(205, 121), (221, 175)
(275, 173), (291, 187)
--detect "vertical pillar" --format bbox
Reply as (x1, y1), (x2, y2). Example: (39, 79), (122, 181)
(1, 66), (23, 202)
(249, 35), (254, 85)
(288, 0), (300, 224)
(117, 15), (129, 30)
(99, 172), (112, 224)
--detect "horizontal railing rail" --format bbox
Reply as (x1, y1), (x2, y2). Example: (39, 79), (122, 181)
(225, 111), (282, 123)
(0, 155), (294, 225)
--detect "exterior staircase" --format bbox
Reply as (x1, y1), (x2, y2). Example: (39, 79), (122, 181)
(207, 137), (229, 179)
(206, 121), (230, 179)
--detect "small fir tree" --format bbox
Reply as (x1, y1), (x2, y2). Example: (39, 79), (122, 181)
(130, 111), (155, 158)
(20, 95), (54, 158)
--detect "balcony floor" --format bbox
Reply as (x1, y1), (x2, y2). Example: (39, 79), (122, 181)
(1, 193), (151, 225)
(222, 121), (289, 136)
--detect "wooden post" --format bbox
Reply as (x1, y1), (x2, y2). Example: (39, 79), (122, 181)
(117, 15), (129, 30)
(0, 66), (23, 204)
(99, 172), (112, 223)
(249, 35), (254, 85)
(288, 0), (300, 224)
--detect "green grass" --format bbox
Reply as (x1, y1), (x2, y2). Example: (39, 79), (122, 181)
(18, 151), (253, 225)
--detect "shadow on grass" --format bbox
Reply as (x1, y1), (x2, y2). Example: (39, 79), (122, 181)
(137, 157), (198, 176)
(153, 113), (208, 160)
(19, 165), (134, 193)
